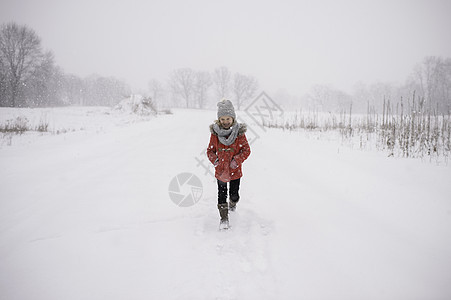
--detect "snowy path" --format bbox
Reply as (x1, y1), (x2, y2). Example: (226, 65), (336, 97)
(1, 109), (451, 299)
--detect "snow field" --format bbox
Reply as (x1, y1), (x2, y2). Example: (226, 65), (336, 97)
(1, 107), (451, 300)
(250, 129), (451, 299)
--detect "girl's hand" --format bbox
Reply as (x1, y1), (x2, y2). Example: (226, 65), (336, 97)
(230, 159), (238, 169)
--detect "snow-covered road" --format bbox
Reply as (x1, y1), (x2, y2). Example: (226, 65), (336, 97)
(1, 108), (451, 299)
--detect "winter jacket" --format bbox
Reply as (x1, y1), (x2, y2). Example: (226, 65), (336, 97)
(207, 121), (251, 182)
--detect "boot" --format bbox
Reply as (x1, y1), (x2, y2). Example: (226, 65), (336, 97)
(229, 200), (237, 212)
(217, 203), (229, 230)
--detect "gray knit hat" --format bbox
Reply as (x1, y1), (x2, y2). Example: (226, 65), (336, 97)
(217, 99), (236, 119)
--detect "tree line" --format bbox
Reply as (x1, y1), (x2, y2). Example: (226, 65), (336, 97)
(151, 66), (259, 110)
(276, 56), (451, 114)
(2, 22), (449, 113)
(0, 22), (259, 110)
(0, 22), (130, 107)
(154, 56), (451, 113)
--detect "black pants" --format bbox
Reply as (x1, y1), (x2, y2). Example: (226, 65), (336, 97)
(217, 178), (241, 204)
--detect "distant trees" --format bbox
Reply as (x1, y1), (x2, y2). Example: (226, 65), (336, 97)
(212, 66), (259, 109)
(23, 52), (63, 107)
(9, 24), (449, 113)
(80, 75), (130, 106)
(148, 79), (164, 105)
(233, 73), (258, 110)
(351, 82), (403, 114)
(302, 56), (451, 114)
(1, 23), (261, 109)
(306, 84), (352, 113)
(408, 56), (451, 113)
(193, 71), (212, 109)
(213, 66), (232, 100)
(57, 74), (130, 106)
(165, 66), (258, 109)
(161, 57), (450, 112)
(168, 68), (195, 108)
(0, 22), (130, 108)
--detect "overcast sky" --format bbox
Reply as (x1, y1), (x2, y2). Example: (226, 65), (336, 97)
(1, 0), (451, 95)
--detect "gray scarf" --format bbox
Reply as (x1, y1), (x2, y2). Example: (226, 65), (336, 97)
(213, 122), (240, 146)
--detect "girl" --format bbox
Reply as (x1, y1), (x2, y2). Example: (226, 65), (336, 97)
(207, 99), (251, 229)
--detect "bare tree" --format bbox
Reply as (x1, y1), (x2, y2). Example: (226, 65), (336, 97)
(148, 79), (165, 105)
(23, 51), (63, 107)
(308, 84), (333, 111)
(83, 75), (130, 106)
(213, 66), (231, 100)
(308, 84), (352, 112)
(0, 22), (43, 107)
(168, 68), (195, 108)
(233, 73), (258, 110)
(61, 73), (85, 105)
(443, 58), (451, 109)
(0, 55), (7, 106)
(410, 56), (451, 113)
(193, 71), (212, 108)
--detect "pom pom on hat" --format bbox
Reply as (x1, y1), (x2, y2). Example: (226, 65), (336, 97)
(217, 99), (236, 119)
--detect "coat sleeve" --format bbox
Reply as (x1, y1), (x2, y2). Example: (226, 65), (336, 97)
(206, 134), (218, 165)
(233, 134), (251, 165)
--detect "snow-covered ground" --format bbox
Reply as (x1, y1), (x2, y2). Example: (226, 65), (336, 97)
(1, 107), (451, 300)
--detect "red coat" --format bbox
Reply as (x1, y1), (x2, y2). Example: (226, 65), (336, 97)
(207, 123), (251, 182)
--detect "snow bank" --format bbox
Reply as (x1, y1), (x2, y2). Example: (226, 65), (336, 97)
(114, 95), (157, 116)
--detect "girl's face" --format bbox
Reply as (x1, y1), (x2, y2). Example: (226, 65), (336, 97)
(219, 116), (233, 129)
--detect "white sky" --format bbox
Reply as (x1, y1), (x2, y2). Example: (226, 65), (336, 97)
(1, 0), (451, 95)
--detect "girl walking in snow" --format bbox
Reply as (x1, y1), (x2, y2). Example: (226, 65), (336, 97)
(207, 99), (251, 229)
